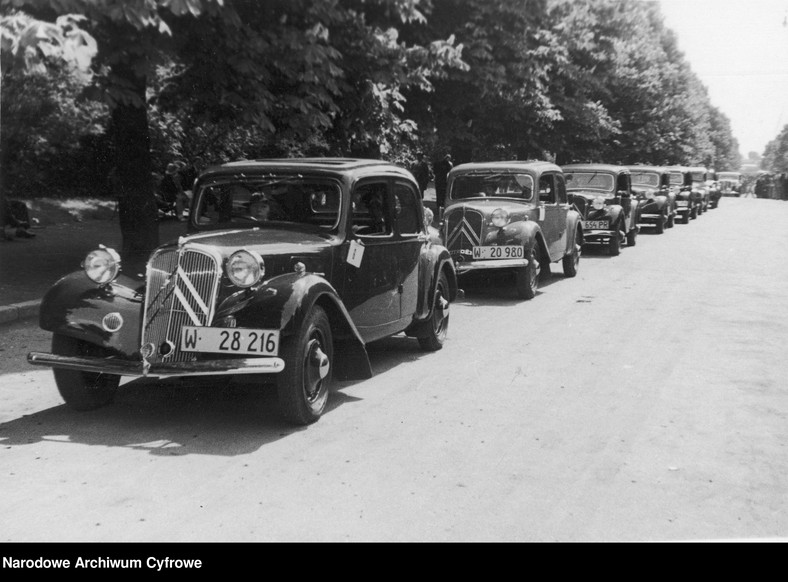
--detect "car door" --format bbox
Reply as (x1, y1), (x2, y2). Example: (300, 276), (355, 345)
(538, 172), (568, 260)
(343, 179), (401, 339)
(392, 180), (424, 320)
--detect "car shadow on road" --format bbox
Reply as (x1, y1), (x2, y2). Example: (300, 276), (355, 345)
(0, 336), (442, 455)
(454, 269), (566, 306)
(0, 377), (321, 456)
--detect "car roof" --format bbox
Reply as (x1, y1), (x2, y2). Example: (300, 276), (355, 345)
(448, 160), (561, 175)
(562, 163), (630, 174)
(202, 157), (415, 181)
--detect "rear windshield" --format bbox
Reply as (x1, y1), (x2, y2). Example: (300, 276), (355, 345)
(192, 175), (341, 229)
(449, 173), (534, 201)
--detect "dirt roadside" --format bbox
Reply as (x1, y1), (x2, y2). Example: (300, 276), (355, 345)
(0, 198), (186, 306)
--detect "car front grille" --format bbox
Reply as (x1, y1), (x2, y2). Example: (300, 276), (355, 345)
(141, 247), (222, 363)
(444, 207), (484, 253)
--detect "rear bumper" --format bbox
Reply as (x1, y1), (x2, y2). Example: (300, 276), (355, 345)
(27, 352), (285, 377)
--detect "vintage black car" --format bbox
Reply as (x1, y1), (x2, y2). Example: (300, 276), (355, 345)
(665, 166), (701, 223)
(718, 171), (742, 197)
(28, 158), (458, 425)
(626, 165), (676, 234)
(562, 163), (640, 255)
(687, 166), (711, 213)
(442, 161), (582, 299)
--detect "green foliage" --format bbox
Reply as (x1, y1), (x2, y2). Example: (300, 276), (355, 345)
(762, 125), (788, 173)
(1, 0), (747, 200)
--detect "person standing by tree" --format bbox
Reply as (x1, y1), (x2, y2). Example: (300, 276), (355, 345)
(412, 151), (432, 199)
(433, 153), (453, 214)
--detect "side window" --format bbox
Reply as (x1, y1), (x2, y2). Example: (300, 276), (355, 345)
(393, 182), (422, 235)
(554, 174), (567, 204)
(352, 182), (391, 236)
(539, 175), (556, 204)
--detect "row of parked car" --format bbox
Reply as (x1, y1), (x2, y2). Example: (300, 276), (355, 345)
(27, 157), (725, 426)
(441, 161), (725, 299)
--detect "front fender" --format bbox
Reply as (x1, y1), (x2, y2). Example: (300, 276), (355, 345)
(220, 273), (371, 381)
(38, 271), (145, 357)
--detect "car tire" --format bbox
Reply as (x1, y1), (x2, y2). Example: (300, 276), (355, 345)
(562, 239), (580, 277)
(277, 305), (333, 425)
(655, 214), (665, 234)
(626, 225), (637, 246)
(51, 334), (120, 411)
(418, 271), (450, 351)
(608, 226), (621, 256)
(682, 212), (690, 224)
(515, 246), (539, 300)
(666, 213), (675, 228)
(690, 206), (698, 220)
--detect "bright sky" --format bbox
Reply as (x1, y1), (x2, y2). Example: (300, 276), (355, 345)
(656, 0), (788, 157)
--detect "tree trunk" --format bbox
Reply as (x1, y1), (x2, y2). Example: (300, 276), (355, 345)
(110, 61), (159, 276)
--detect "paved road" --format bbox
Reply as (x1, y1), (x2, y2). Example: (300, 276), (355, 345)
(1, 196), (787, 541)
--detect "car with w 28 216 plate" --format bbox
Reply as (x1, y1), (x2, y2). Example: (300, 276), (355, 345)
(562, 163), (640, 255)
(441, 160), (583, 300)
(28, 158), (458, 425)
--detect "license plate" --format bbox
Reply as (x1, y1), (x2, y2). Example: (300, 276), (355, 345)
(676, 201), (689, 207)
(584, 220), (609, 230)
(472, 245), (524, 259)
(181, 326), (280, 356)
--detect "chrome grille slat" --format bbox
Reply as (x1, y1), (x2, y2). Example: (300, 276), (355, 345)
(142, 247), (221, 363)
(445, 207), (484, 252)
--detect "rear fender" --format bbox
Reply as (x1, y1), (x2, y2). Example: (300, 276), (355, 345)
(565, 208), (583, 256)
(414, 246), (457, 321)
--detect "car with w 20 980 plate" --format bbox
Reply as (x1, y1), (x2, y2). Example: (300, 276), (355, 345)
(27, 158), (458, 425)
(441, 160), (583, 300)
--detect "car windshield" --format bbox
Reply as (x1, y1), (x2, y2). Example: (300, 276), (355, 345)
(449, 173), (534, 201)
(565, 172), (615, 197)
(193, 175), (342, 229)
(718, 172), (741, 181)
(630, 171), (660, 188)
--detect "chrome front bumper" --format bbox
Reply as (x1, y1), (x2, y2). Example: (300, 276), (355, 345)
(28, 352), (285, 377)
(454, 257), (531, 274)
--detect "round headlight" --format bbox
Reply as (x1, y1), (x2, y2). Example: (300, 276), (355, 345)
(226, 250), (264, 287)
(592, 197), (605, 210)
(83, 246), (121, 284)
(491, 208), (510, 228)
